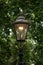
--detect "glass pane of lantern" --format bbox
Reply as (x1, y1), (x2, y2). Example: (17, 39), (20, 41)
(15, 24), (28, 40)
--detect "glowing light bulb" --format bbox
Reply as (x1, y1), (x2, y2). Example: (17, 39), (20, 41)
(18, 26), (24, 31)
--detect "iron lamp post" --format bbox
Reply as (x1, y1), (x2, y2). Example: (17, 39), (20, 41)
(13, 9), (29, 65)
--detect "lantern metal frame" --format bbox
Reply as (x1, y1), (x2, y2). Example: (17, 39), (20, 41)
(13, 11), (29, 41)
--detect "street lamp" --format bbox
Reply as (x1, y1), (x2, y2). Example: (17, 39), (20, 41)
(13, 9), (29, 65)
(13, 10), (29, 41)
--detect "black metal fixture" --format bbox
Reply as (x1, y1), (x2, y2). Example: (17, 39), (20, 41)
(13, 9), (29, 41)
(13, 8), (29, 65)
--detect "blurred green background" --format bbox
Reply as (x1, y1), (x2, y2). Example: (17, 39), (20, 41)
(0, 0), (43, 65)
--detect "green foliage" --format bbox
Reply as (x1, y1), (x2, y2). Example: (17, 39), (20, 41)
(0, 0), (43, 65)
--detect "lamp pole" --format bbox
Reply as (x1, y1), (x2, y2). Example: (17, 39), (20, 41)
(18, 41), (24, 65)
(13, 8), (29, 65)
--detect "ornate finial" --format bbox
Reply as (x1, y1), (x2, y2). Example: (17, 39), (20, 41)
(19, 8), (23, 13)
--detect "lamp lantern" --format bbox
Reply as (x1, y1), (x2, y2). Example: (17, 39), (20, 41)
(13, 10), (29, 41)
